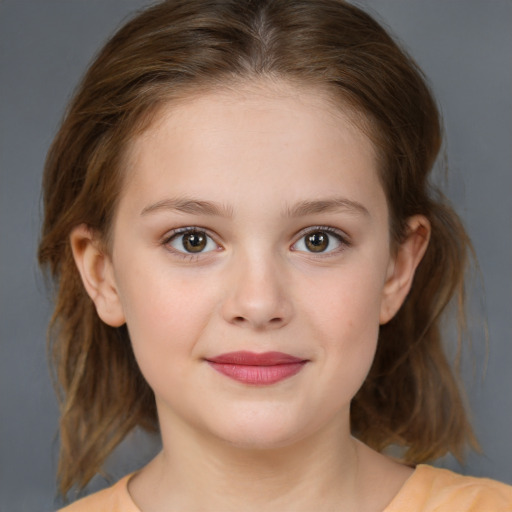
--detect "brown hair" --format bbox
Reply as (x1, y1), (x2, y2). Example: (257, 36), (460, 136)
(38, 0), (477, 495)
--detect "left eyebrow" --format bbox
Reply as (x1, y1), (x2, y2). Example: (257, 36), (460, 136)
(284, 197), (370, 218)
(140, 197), (233, 217)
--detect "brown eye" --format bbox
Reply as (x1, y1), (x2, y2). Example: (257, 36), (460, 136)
(305, 231), (329, 252)
(182, 231), (207, 252)
(292, 228), (346, 254)
(167, 229), (217, 254)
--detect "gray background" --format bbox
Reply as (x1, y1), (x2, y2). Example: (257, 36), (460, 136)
(1, 1), (511, 510)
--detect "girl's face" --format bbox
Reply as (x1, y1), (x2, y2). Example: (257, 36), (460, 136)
(77, 81), (425, 449)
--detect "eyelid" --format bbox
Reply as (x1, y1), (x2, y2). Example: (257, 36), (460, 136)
(159, 225), (350, 258)
(161, 226), (222, 257)
(291, 225), (351, 254)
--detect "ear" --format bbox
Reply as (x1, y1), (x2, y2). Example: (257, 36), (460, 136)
(380, 215), (430, 324)
(70, 224), (126, 327)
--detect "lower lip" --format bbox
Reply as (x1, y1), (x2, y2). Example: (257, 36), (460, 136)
(207, 361), (306, 385)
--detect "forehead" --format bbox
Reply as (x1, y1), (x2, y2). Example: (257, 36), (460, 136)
(119, 79), (383, 215)
(137, 79), (372, 147)
(129, 79), (373, 155)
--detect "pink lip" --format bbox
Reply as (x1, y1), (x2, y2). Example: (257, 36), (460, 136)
(206, 351), (308, 385)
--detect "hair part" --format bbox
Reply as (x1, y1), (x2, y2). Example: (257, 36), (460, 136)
(38, 0), (477, 495)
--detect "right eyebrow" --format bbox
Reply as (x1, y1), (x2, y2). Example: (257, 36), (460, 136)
(140, 197), (233, 217)
(284, 197), (370, 218)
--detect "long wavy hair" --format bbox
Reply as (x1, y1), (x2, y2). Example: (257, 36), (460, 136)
(38, 0), (477, 495)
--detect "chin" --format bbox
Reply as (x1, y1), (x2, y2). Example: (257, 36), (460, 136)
(203, 405), (314, 451)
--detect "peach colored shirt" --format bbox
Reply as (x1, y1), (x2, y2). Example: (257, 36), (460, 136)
(58, 464), (512, 511)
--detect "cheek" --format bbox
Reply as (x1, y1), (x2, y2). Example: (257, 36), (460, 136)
(114, 262), (219, 379)
(298, 256), (386, 336)
(297, 261), (385, 393)
(320, 306), (379, 404)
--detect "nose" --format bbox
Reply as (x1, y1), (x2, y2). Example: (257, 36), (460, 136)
(221, 251), (293, 330)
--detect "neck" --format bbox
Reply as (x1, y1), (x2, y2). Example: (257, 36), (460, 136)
(132, 411), (362, 511)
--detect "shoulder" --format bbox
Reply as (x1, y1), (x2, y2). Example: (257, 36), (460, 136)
(57, 473), (140, 512)
(385, 464), (512, 512)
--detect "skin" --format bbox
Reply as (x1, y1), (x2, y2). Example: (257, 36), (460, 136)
(71, 80), (430, 512)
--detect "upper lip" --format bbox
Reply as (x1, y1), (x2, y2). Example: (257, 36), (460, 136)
(206, 351), (306, 366)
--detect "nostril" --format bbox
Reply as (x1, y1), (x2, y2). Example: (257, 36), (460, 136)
(231, 316), (283, 327)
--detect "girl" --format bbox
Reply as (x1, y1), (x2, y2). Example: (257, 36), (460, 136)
(38, 0), (512, 510)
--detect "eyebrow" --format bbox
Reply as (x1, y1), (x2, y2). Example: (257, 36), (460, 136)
(284, 197), (370, 218)
(140, 196), (369, 218)
(140, 197), (233, 217)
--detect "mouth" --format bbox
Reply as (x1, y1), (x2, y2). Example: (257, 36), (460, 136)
(205, 351), (308, 385)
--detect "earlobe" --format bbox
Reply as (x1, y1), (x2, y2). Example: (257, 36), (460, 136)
(379, 215), (430, 324)
(70, 224), (126, 327)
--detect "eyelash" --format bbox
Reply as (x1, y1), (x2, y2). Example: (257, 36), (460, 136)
(291, 225), (351, 256)
(162, 227), (221, 260)
(161, 225), (351, 259)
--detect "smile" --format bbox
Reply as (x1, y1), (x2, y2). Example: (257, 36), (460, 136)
(206, 351), (308, 385)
